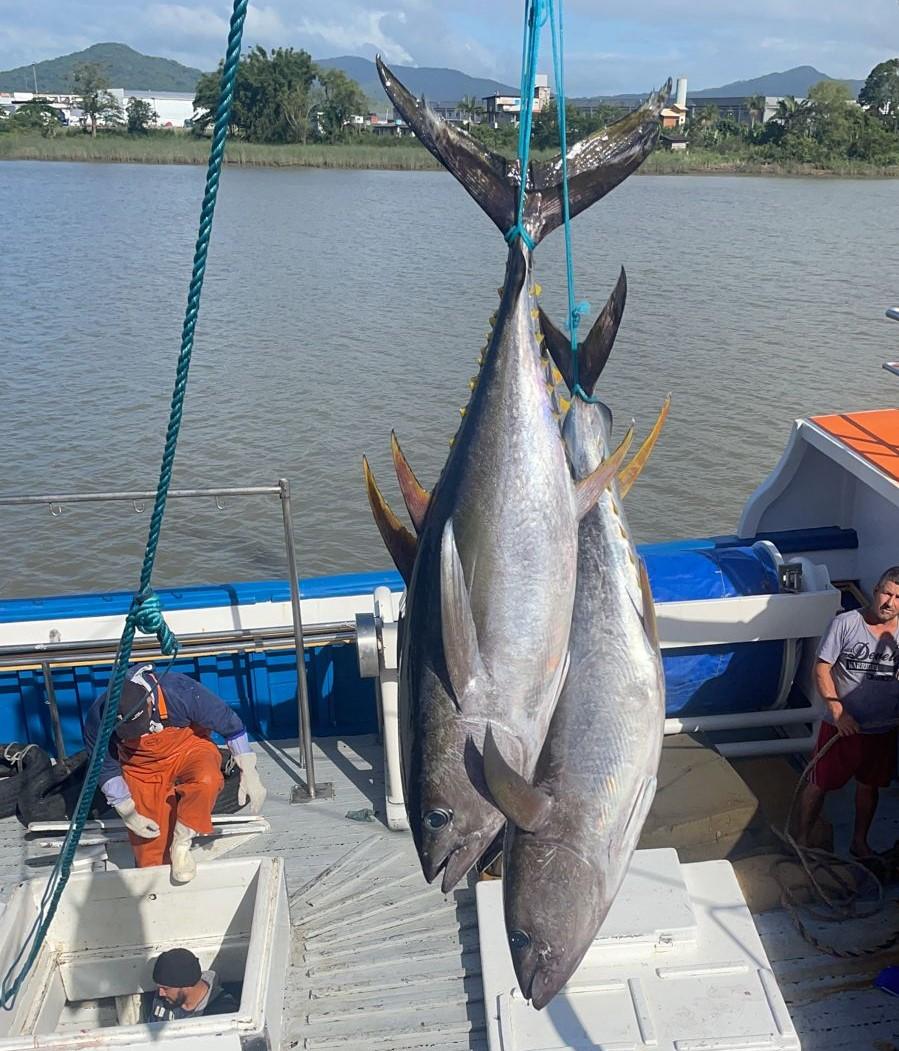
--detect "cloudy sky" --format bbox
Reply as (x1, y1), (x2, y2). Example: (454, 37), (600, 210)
(1, 0), (897, 94)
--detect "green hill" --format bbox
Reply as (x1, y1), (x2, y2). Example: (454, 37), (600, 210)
(0, 42), (203, 93)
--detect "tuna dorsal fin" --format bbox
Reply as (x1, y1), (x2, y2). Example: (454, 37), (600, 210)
(440, 518), (485, 707)
(637, 557), (660, 650)
(575, 422), (634, 520)
(618, 394), (671, 498)
(482, 724), (552, 832)
(378, 55), (668, 248)
(539, 268), (627, 400)
(362, 457), (417, 584)
(390, 431), (430, 534)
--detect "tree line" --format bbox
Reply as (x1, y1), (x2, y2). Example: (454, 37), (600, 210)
(679, 60), (899, 165)
(192, 47), (368, 144)
(0, 48), (370, 145)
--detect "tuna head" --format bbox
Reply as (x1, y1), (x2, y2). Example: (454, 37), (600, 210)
(411, 714), (524, 892)
(502, 836), (606, 1010)
(404, 520), (533, 893)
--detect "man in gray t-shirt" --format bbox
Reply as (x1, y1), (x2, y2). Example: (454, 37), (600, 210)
(796, 566), (899, 860)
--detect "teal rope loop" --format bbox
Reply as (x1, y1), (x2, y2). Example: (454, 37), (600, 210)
(0, 0), (248, 1010)
(505, 0), (547, 249)
(129, 589), (180, 656)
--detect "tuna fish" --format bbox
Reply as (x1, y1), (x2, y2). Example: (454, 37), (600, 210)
(483, 270), (669, 1007)
(364, 59), (668, 891)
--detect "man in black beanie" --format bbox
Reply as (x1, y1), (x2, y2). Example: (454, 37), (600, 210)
(149, 947), (239, 1022)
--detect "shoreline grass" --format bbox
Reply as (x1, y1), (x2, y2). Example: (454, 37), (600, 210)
(2, 131), (898, 178)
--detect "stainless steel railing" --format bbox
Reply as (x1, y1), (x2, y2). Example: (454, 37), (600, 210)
(0, 479), (326, 799)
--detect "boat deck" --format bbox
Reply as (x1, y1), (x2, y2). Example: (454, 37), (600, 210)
(0, 735), (897, 1050)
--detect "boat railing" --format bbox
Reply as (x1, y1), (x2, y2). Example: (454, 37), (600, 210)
(0, 480), (326, 801)
(884, 307), (899, 376)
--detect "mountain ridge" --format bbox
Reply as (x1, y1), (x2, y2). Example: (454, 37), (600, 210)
(0, 45), (865, 104)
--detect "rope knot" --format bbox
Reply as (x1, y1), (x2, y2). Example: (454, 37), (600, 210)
(129, 589), (180, 656)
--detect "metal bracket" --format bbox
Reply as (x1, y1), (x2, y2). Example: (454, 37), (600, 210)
(290, 782), (336, 803)
(779, 561), (803, 593)
(355, 612), (380, 679)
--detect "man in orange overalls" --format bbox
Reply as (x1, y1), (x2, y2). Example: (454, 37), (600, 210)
(84, 664), (266, 883)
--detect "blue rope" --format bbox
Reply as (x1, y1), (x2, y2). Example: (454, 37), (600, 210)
(0, 0), (249, 1009)
(505, 0), (547, 249)
(547, 0), (594, 402)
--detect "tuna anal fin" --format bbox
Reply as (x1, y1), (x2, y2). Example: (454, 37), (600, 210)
(618, 395), (671, 498)
(575, 422), (634, 520)
(391, 431), (430, 533)
(440, 518), (485, 707)
(363, 457), (417, 584)
(483, 725), (551, 832)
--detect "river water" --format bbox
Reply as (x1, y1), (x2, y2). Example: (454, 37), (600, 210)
(1, 161), (897, 598)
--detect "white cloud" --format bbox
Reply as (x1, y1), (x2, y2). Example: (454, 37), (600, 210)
(144, 4), (230, 41)
(297, 9), (414, 64)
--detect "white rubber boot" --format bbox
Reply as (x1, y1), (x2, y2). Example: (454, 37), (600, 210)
(170, 822), (197, 884)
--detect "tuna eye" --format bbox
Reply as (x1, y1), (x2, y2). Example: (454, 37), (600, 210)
(509, 930), (531, 950)
(424, 809), (452, 830)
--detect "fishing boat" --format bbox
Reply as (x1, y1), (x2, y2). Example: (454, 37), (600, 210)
(0, 311), (897, 1048)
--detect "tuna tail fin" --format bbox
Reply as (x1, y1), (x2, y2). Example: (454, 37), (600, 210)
(362, 457), (417, 584)
(483, 725), (552, 832)
(539, 267), (627, 407)
(390, 431), (430, 534)
(377, 56), (668, 247)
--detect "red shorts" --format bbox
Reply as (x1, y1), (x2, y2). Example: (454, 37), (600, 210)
(809, 721), (898, 791)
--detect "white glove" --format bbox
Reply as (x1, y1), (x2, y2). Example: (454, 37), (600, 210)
(233, 753), (266, 814)
(115, 798), (160, 839)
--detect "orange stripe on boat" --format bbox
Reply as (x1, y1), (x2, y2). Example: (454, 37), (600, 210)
(812, 409), (899, 483)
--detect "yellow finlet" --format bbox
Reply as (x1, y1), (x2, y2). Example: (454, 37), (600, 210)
(618, 395), (672, 498)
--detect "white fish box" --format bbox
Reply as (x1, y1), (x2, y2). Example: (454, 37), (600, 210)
(0, 856), (289, 1050)
(477, 847), (800, 1051)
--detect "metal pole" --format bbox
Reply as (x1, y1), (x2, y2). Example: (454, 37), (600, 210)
(279, 478), (319, 799)
(42, 662), (66, 759)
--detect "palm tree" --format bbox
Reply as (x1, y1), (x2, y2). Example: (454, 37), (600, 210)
(458, 95), (484, 127)
(746, 93), (765, 129)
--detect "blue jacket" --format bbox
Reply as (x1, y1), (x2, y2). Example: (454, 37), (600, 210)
(84, 667), (249, 804)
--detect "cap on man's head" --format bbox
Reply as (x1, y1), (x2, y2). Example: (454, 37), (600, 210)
(152, 947), (202, 988)
(114, 667), (155, 740)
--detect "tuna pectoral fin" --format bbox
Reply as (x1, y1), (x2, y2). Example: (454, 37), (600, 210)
(575, 423), (634, 520)
(637, 558), (660, 650)
(483, 725), (551, 832)
(362, 456), (417, 585)
(377, 56), (516, 237)
(539, 268), (627, 400)
(391, 431), (430, 533)
(618, 395), (671, 498)
(622, 775), (658, 847)
(440, 519), (486, 708)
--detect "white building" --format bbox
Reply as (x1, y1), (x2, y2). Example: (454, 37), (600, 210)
(110, 89), (196, 128)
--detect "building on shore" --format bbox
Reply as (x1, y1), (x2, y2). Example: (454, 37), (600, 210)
(482, 74), (552, 127)
(0, 89), (196, 129)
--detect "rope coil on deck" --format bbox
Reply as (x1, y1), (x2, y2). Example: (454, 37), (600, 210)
(774, 723), (899, 959)
(0, 0), (250, 1009)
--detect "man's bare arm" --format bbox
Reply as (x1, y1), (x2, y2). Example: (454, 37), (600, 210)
(815, 659), (859, 735)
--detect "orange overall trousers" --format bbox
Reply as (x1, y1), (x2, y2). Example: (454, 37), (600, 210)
(118, 692), (224, 867)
